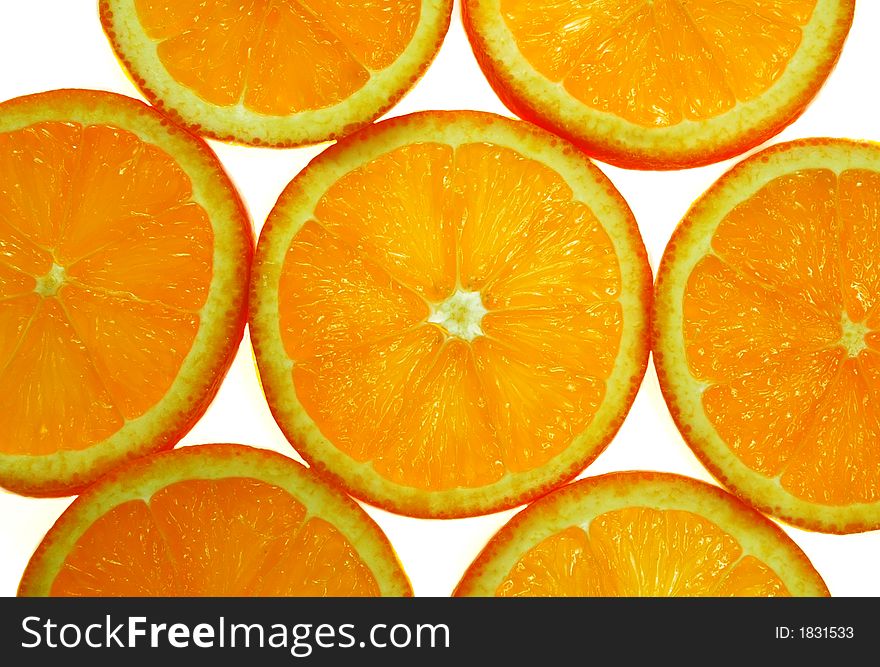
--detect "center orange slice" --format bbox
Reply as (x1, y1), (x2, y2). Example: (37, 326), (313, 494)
(250, 111), (652, 518)
(19, 444), (411, 596)
(463, 0), (854, 169)
(100, 0), (453, 146)
(0, 90), (252, 497)
(655, 138), (880, 533)
(454, 472), (828, 597)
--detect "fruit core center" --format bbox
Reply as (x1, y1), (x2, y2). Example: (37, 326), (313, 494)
(34, 263), (66, 297)
(429, 289), (488, 341)
(840, 313), (870, 356)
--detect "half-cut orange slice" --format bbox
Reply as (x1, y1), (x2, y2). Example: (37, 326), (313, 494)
(463, 0), (854, 169)
(100, 0), (453, 146)
(19, 444), (411, 596)
(250, 111), (651, 518)
(0, 90), (252, 497)
(655, 138), (880, 533)
(455, 472), (828, 597)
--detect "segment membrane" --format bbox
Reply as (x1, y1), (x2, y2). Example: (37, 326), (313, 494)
(0, 300), (124, 455)
(51, 477), (379, 596)
(501, 0), (816, 127)
(136, 0), (420, 114)
(314, 143), (457, 301)
(496, 507), (789, 596)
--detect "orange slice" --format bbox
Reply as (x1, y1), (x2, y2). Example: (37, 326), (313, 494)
(455, 472), (828, 596)
(250, 111), (651, 518)
(463, 0), (854, 169)
(19, 444), (411, 596)
(654, 138), (880, 533)
(0, 90), (252, 497)
(100, 0), (453, 146)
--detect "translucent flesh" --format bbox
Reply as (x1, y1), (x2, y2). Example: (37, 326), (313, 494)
(496, 507), (789, 596)
(501, 0), (817, 127)
(134, 0), (420, 114)
(0, 121), (212, 455)
(281, 142), (622, 491)
(51, 476), (379, 596)
(683, 168), (880, 503)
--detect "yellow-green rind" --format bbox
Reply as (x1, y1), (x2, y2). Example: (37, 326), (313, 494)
(654, 138), (880, 534)
(462, 0), (855, 170)
(0, 90), (253, 497)
(99, 0), (454, 147)
(19, 443), (412, 597)
(454, 471), (829, 597)
(250, 110), (652, 519)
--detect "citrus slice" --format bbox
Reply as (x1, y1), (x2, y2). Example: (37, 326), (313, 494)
(0, 90), (252, 497)
(654, 138), (880, 534)
(462, 0), (854, 169)
(19, 444), (411, 596)
(99, 0), (453, 147)
(454, 472), (828, 596)
(250, 111), (651, 518)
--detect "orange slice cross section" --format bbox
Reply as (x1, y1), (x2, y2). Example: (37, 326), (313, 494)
(655, 138), (880, 533)
(455, 472), (828, 597)
(463, 0), (854, 169)
(0, 90), (252, 496)
(19, 445), (411, 597)
(251, 111), (651, 518)
(100, 0), (453, 146)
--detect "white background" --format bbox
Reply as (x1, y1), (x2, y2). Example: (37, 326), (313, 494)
(1, 0), (879, 597)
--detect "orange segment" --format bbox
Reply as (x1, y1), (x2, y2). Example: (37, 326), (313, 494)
(455, 473), (827, 597)
(0, 90), (251, 497)
(251, 111), (651, 518)
(0, 217), (53, 276)
(700, 348), (843, 475)
(61, 285), (199, 420)
(315, 143), (457, 301)
(20, 445), (411, 597)
(278, 220), (428, 361)
(102, 0), (452, 146)
(154, 1), (265, 108)
(780, 355), (880, 504)
(587, 508), (749, 597)
(453, 143), (571, 292)
(0, 295), (40, 372)
(654, 139), (880, 532)
(242, 3), (368, 115)
(711, 170), (840, 320)
(66, 202), (213, 312)
(0, 264), (36, 299)
(683, 255), (840, 382)
(293, 327), (445, 462)
(463, 0), (853, 168)
(0, 300), (124, 456)
(298, 0), (420, 70)
(57, 125), (195, 264)
(497, 508), (787, 597)
(715, 556), (790, 597)
(148, 477), (309, 596)
(839, 169), (880, 321)
(472, 335), (605, 473)
(250, 518), (381, 597)
(146, 1), (381, 113)
(50, 500), (178, 597)
(482, 202), (621, 310)
(0, 121), (81, 248)
(373, 339), (502, 491)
